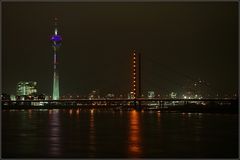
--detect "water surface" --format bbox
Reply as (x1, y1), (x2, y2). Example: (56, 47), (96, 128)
(2, 109), (238, 158)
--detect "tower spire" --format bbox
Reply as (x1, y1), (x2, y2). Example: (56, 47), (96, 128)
(54, 17), (58, 35)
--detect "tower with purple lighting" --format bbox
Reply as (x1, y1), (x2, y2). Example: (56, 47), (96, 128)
(51, 18), (62, 100)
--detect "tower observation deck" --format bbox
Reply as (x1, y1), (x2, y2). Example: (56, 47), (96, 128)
(51, 18), (62, 100)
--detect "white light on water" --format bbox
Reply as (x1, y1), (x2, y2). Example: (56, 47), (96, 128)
(55, 28), (58, 35)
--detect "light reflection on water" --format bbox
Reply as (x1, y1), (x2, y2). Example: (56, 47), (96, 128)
(76, 109), (80, 115)
(28, 109), (32, 119)
(128, 110), (142, 157)
(89, 109), (96, 157)
(157, 111), (161, 123)
(48, 109), (61, 157)
(2, 109), (238, 158)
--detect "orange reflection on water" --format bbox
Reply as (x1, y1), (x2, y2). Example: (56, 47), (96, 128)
(157, 111), (161, 121)
(28, 109), (32, 119)
(128, 110), (142, 157)
(69, 109), (73, 115)
(89, 109), (96, 157)
(76, 109), (80, 115)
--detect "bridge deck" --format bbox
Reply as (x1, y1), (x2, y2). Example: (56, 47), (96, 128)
(1, 98), (238, 103)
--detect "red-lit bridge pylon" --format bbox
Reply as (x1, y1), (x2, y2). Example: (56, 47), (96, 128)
(131, 50), (141, 107)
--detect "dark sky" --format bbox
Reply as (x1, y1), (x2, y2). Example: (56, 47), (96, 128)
(2, 2), (238, 96)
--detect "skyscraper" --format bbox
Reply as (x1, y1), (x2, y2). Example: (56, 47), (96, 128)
(51, 18), (62, 100)
(16, 81), (37, 96)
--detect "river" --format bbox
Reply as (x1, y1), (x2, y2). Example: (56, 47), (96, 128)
(2, 109), (238, 158)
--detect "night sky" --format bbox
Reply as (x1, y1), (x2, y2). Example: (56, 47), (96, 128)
(2, 2), (238, 96)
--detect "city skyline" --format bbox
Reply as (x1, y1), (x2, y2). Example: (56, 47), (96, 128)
(2, 2), (238, 96)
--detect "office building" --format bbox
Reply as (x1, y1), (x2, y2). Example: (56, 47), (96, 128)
(16, 81), (37, 96)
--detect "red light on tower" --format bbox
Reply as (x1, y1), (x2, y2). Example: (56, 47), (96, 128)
(132, 50), (137, 99)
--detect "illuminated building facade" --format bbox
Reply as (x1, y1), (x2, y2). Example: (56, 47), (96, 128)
(16, 81), (37, 96)
(148, 91), (155, 99)
(51, 18), (62, 100)
(170, 92), (177, 99)
(89, 90), (100, 100)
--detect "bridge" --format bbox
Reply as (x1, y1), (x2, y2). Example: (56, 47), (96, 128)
(2, 98), (238, 113)
(1, 98), (237, 103)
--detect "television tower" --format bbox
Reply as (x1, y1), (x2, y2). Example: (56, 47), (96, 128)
(51, 18), (62, 100)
